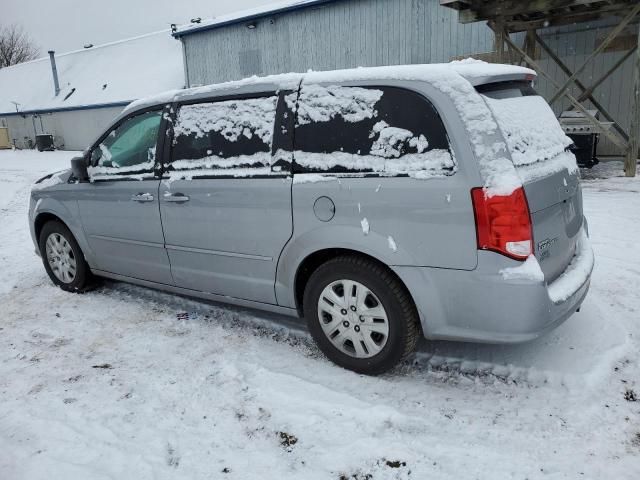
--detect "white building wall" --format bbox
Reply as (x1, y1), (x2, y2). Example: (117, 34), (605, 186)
(1, 106), (124, 151)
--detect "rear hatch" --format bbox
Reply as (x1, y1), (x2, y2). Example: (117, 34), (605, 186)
(478, 81), (582, 283)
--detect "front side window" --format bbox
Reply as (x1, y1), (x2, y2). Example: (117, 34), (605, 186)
(168, 95), (280, 179)
(291, 85), (454, 178)
(88, 110), (161, 180)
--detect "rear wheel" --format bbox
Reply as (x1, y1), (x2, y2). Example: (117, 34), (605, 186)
(303, 255), (420, 375)
(39, 221), (91, 292)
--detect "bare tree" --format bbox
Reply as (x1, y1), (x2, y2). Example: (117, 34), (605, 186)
(0, 24), (39, 68)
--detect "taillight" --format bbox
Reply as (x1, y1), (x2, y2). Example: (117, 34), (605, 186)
(471, 186), (533, 260)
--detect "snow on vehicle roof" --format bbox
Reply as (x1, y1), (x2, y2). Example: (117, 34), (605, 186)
(0, 30), (183, 116)
(125, 60), (535, 113)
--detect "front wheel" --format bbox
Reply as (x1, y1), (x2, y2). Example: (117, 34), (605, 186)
(39, 220), (91, 292)
(303, 256), (420, 375)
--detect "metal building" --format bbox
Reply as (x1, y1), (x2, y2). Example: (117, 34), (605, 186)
(174, 0), (638, 157)
(0, 31), (184, 151)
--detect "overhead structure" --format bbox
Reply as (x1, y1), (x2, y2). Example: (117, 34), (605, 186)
(441, 0), (640, 177)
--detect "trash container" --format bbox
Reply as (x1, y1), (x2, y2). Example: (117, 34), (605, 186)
(36, 134), (55, 152)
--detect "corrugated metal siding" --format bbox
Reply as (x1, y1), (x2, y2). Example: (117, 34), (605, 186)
(183, 0), (495, 86)
(182, 0), (634, 156)
(1, 106), (123, 151)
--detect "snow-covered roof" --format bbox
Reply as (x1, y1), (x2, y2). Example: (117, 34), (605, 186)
(126, 60), (535, 113)
(0, 30), (184, 116)
(174, 0), (340, 38)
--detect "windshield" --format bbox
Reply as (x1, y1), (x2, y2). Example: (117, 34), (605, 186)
(478, 81), (573, 167)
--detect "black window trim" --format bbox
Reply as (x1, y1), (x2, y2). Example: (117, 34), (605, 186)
(86, 104), (169, 182)
(162, 90), (294, 180)
(290, 83), (454, 177)
(475, 80), (537, 96)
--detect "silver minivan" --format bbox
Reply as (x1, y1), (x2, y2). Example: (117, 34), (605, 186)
(29, 63), (594, 374)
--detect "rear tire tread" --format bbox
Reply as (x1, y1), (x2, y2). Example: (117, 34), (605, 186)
(303, 254), (421, 374)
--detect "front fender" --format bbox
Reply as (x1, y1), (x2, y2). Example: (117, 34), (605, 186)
(30, 194), (93, 264)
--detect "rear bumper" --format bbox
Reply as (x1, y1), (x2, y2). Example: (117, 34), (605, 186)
(393, 229), (594, 344)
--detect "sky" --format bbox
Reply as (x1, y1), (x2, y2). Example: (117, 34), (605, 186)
(3, 0), (276, 55)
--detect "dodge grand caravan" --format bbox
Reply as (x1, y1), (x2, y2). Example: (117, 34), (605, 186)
(29, 62), (594, 374)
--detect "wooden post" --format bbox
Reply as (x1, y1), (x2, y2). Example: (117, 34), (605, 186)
(525, 29), (536, 63)
(625, 23), (640, 177)
(491, 19), (506, 63)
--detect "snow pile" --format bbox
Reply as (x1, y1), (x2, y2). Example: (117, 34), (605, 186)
(166, 166), (273, 181)
(170, 152), (272, 173)
(500, 255), (545, 282)
(370, 121), (429, 159)
(483, 95), (574, 167)
(548, 229), (595, 304)
(173, 97), (278, 145)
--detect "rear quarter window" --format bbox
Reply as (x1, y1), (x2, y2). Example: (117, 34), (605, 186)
(290, 85), (455, 178)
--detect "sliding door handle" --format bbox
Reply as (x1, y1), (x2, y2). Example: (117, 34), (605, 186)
(163, 193), (190, 203)
(131, 193), (154, 202)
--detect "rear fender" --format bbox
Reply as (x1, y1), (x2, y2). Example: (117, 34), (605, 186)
(275, 224), (417, 307)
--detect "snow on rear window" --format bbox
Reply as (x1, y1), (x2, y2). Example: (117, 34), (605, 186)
(292, 84), (455, 179)
(482, 95), (573, 167)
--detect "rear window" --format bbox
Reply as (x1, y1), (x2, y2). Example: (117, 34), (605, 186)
(479, 82), (572, 167)
(290, 85), (454, 178)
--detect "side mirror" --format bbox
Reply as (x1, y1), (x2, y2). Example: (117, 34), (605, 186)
(71, 156), (89, 183)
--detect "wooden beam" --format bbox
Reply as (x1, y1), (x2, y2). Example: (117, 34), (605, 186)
(503, 33), (628, 150)
(503, 5), (637, 32)
(548, 3), (640, 105)
(625, 22), (640, 176)
(576, 46), (637, 103)
(534, 31), (630, 141)
(455, 0), (628, 24)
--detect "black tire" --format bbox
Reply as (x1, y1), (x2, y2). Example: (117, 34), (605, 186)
(39, 220), (92, 292)
(303, 255), (420, 375)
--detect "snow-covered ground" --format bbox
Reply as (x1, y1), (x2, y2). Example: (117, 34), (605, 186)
(0, 149), (639, 479)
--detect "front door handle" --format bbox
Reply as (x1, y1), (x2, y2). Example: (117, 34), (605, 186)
(131, 193), (154, 202)
(163, 193), (190, 203)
